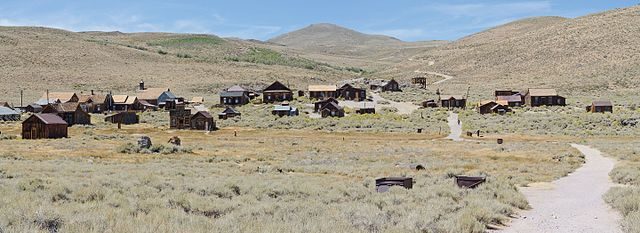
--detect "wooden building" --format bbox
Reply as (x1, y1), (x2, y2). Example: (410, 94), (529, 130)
(218, 106), (241, 119)
(440, 95), (466, 109)
(25, 104), (43, 113)
(164, 98), (186, 111)
(113, 95), (143, 112)
(105, 112), (139, 125)
(477, 100), (511, 115)
(0, 106), (20, 121)
(22, 113), (68, 139)
(42, 102), (91, 126)
(370, 79), (401, 92)
(494, 90), (519, 97)
(337, 84), (366, 101)
(169, 106), (191, 129)
(524, 89), (566, 107)
(421, 99), (438, 108)
(272, 103), (298, 117)
(79, 91), (113, 113)
(190, 111), (215, 131)
(263, 81), (293, 103)
(588, 100), (613, 113)
(220, 85), (250, 105)
(412, 77), (427, 89)
(136, 81), (176, 107)
(308, 85), (337, 100)
(496, 95), (523, 107)
(319, 101), (345, 118)
(314, 98), (338, 112)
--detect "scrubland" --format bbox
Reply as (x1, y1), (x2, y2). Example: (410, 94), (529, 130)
(0, 115), (584, 233)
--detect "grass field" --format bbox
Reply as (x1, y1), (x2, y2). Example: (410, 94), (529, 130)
(0, 115), (585, 233)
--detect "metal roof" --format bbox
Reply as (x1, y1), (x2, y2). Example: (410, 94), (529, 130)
(0, 106), (19, 115)
(220, 91), (246, 98)
(35, 113), (68, 125)
(40, 92), (76, 102)
(227, 85), (246, 92)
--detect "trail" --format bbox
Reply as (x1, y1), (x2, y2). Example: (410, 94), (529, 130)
(501, 144), (622, 233)
(445, 112), (463, 141)
(414, 70), (455, 85)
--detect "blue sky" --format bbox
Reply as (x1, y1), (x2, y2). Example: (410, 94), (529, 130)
(0, 1), (636, 41)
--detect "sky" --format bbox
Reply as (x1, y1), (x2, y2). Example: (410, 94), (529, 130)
(0, 0), (637, 41)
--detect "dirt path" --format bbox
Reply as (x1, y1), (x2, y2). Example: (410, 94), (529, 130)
(369, 93), (419, 115)
(414, 70), (455, 85)
(445, 112), (463, 141)
(501, 144), (621, 233)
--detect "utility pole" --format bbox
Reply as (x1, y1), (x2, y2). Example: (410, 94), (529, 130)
(464, 86), (471, 110)
(20, 89), (23, 108)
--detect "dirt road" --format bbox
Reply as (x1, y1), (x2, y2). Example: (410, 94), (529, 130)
(414, 70), (455, 85)
(446, 112), (463, 141)
(369, 92), (419, 115)
(501, 144), (621, 233)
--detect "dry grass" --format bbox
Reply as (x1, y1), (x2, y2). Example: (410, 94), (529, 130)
(0, 117), (584, 232)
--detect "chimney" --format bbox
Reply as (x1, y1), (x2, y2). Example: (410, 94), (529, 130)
(139, 80), (145, 90)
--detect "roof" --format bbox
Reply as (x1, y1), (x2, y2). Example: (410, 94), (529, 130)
(193, 105), (208, 112)
(34, 113), (67, 125)
(139, 99), (156, 107)
(79, 93), (108, 104)
(221, 107), (240, 114)
(356, 102), (375, 109)
(323, 101), (343, 111)
(55, 102), (81, 113)
(190, 97), (204, 103)
(137, 88), (172, 100)
(125, 96), (139, 105)
(528, 88), (558, 96)
(27, 104), (43, 109)
(497, 95), (522, 102)
(308, 85), (337, 92)
(314, 98), (338, 105)
(441, 95), (465, 100)
(40, 92), (77, 103)
(220, 91), (247, 98)
(227, 85), (246, 92)
(0, 102), (10, 108)
(193, 111), (213, 119)
(479, 100), (497, 106)
(264, 81), (291, 92)
(496, 100), (509, 106)
(0, 106), (19, 115)
(593, 100), (613, 107)
(34, 98), (61, 106)
(112, 95), (129, 103)
(273, 105), (294, 111)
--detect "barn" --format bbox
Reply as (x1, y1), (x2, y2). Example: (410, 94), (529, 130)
(22, 113), (68, 139)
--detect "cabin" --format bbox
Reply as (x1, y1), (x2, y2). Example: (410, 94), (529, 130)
(136, 81), (176, 107)
(190, 111), (215, 131)
(190, 97), (204, 105)
(524, 89), (566, 107)
(314, 98), (339, 112)
(112, 95), (143, 112)
(588, 100), (613, 113)
(169, 106), (192, 130)
(42, 102), (91, 126)
(375, 177), (413, 193)
(262, 81), (293, 103)
(370, 79), (401, 92)
(308, 85), (337, 100)
(36, 92), (79, 105)
(105, 112), (139, 125)
(337, 84), (366, 101)
(0, 107), (20, 121)
(412, 77), (427, 89)
(496, 95), (523, 107)
(79, 91), (113, 113)
(421, 99), (438, 108)
(477, 100), (511, 115)
(272, 103), (298, 117)
(319, 101), (344, 118)
(440, 95), (466, 109)
(22, 113), (68, 139)
(25, 104), (43, 113)
(218, 106), (241, 119)
(220, 85), (251, 105)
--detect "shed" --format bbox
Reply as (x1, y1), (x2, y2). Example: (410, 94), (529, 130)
(412, 77), (427, 89)
(191, 111), (215, 131)
(588, 100), (613, 113)
(313, 98), (339, 112)
(455, 176), (486, 189)
(105, 112), (139, 125)
(272, 104), (298, 117)
(375, 177), (413, 193)
(22, 113), (68, 139)
(0, 107), (20, 121)
(421, 99), (438, 108)
(477, 100), (510, 115)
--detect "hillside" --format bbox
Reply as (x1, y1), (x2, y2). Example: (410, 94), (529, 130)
(391, 6), (640, 103)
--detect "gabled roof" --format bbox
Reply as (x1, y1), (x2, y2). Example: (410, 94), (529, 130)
(125, 96), (139, 105)
(528, 88), (558, 96)
(320, 101), (343, 111)
(441, 95), (465, 100)
(192, 111), (213, 119)
(478, 100), (497, 106)
(40, 92), (77, 103)
(220, 91), (247, 98)
(264, 81), (291, 92)
(592, 100), (613, 107)
(227, 85), (246, 92)
(137, 88), (172, 100)
(221, 106), (240, 114)
(112, 95), (129, 103)
(34, 113), (67, 125)
(45, 102), (82, 113)
(0, 106), (19, 116)
(308, 85), (337, 92)
(79, 93), (109, 104)
(497, 95), (522, 102)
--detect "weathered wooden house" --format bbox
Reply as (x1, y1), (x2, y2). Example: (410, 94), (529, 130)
(79, 91), (113, 113)
(524, 89), (566, 107)
(218, 106), (241, 119)
(319, 101), (345, 118)
(355, 102), (376, 114)
(0, 106), (20, 121)
(42, 103), (91, 126)
(22, 113), (68, 139)
(136, 81), (176, 107)
(370, 79), (401, 92)
(337, 84), (366, 101)
(314, 98), (338, 112)
(440, 95), (466, 109)
(169, 106), (192, 129)
(588, 100), (613, 113)
(308, 85), (337, 100)
(263, 81), (293, 103)
(477, 100), (511, 115)
(190, 111), (215, 131)
(412, 77), (427, 89)
(25, 104), (43, 113)
(113, 95), (143, 112)
(496, 95), (524, 107)
(272, 103), (298, 117)
(220, 85), (251, 105)
(105, 112), (139, 125)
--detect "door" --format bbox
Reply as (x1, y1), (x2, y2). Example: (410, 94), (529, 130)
(31, 127), (37, 139)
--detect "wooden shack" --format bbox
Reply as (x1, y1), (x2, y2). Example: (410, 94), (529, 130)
(318, 101), (345, 118)
(263, 81), (293, 103)
(370, 79), (401, 92)
(440, 95), (466, 109)
(218, 106), (241, 119)
(524, 89), (566, 107)
(314, 98), (338, 112)
(105, 112), (139, 125)
(421, 99), (438, 108)
(337, 84), (366, 101)
(79, 91), (113, 113)
(42, 102), (91, 126)
(191, 111), (215, 131)
(169, 107), (192, 129)
(496, 95), (524, 107)
(412, 77), (427, 89)
(308, 85), (337, 100)
(588, 100), (613, 113)
(22, 113), (68, 139)
(113, 95), (143, 112)
(478, 100), (510, 115)
(25, 104), (43, 113)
